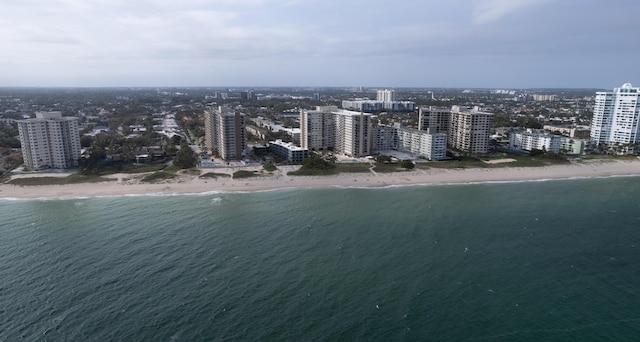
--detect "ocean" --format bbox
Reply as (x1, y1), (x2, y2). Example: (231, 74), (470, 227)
(2, 177), (640, 341)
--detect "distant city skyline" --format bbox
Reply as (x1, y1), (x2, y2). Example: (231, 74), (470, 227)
(2, 0), (639, 89)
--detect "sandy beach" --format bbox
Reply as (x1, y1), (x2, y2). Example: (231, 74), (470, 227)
(2, 159), (640, 199)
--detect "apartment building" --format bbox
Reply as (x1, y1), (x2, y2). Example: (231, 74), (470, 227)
(509, 130), (563, 153)
(17, 111), (81, 170)
(418, 106), (451, 134)
(590, 83), (640, 147)
(448, 106), (493, 154)
(269, 139), (309, 164)
(300, 106), (371, 157)
(334, 109), (371, 157)
(204, 106), (246, 161)
(371, 126), (446, 161)
(300, 106), (337, 151)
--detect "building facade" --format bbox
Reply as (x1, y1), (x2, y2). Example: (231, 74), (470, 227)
(342, 99), (415, 112)
(377, 89), (397, 102)
(510, 130), (587, 155)
(334, 109), (371, 157)
(509, 130), (563, 153)
(300, 106), (337, 151)
(448, 106), (493, 154)
(396, 127), (447, 161)
(418, 106), (451, 134)
(269, 139), (309, 164)
(17, 111), (81, 170)
(300, 106), (372, 157)
(204, 106), (246, 161)
(371, 126), (446, 161)
(590, 83), (640, 148)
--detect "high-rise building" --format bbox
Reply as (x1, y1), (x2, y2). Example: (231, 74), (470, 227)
(17, 111), (81, 170)
(418, 106), (451, 134)
(300, 106), (337, 152)
(448, 106), (493, 154)
(300, 106), (371, 157)
(204, 106), (246, 161)
(334, 109), (371, 157)
(590, 83), (640, 147)
(377, 89), (397, 102)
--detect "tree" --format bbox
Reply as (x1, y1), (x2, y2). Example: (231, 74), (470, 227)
(173, 142), (198, 169)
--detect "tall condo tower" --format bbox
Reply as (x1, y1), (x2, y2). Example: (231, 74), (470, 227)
(376, 89), (397, 103)
(448, 106), (493, 154)
(17, 111), (81, 170)
(204, 106), (246, 161)
(591, 83), (640, 147)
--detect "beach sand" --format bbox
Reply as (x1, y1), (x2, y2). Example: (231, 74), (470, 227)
(2, 159), (640, 199)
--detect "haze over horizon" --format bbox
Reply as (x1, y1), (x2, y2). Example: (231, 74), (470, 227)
(2, 0), (639, 89)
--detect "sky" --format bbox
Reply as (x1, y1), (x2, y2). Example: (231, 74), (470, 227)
(1, 0), (640, 89)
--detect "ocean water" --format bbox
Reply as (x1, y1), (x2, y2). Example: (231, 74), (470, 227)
(2, 177), (640, 341)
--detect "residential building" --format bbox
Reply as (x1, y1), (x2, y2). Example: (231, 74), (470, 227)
(531, 94), (557, 101)
(590, 83), (640, 148)
(396, 127), (447, 161)
(509, 130), (563, 153)
(371, 126), (447, 161)
(342, 99), (415, 112)
(17, 111), (81, 170)
(269, 139), (309, 164)
(204, 106), (246, 161)
(300, 106), (337, 151)
(448, 106), (493, 154)
(341, 89), (414, 112)
(560, 138), (587, 155)
(418, 106), (451, 134)
(377, 89), (397, 102)
(334, 109), (371, 157)
(300, 106), (372, 157)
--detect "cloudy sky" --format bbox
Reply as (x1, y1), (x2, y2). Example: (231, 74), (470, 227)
(2, 0), (639, 88)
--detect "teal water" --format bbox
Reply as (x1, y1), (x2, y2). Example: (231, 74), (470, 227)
(1, 177), (640, 341)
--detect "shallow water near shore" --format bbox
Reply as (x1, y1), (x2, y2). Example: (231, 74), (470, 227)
(2, 177), (640, 340)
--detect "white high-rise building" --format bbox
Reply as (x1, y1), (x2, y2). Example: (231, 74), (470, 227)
(300, 106), (337, 151)
(376, 89), (397, 102)
(17, 111), (81, 170)
(300, 106), (371, 157)
(449, 106), (493, 154)
(204, 106), (246, 161)
(591, 83), (640, 147)
(334, 109), (371, 157)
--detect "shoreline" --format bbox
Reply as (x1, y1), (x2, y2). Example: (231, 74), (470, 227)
(2, 159), (640, 200)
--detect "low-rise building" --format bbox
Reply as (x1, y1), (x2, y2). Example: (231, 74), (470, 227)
(371, 126), (447, 161)
(269, 139), (309, 164)
(509, 130), (562, 153)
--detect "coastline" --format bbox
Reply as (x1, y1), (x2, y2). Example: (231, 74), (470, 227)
(2, 159), (640, 200)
